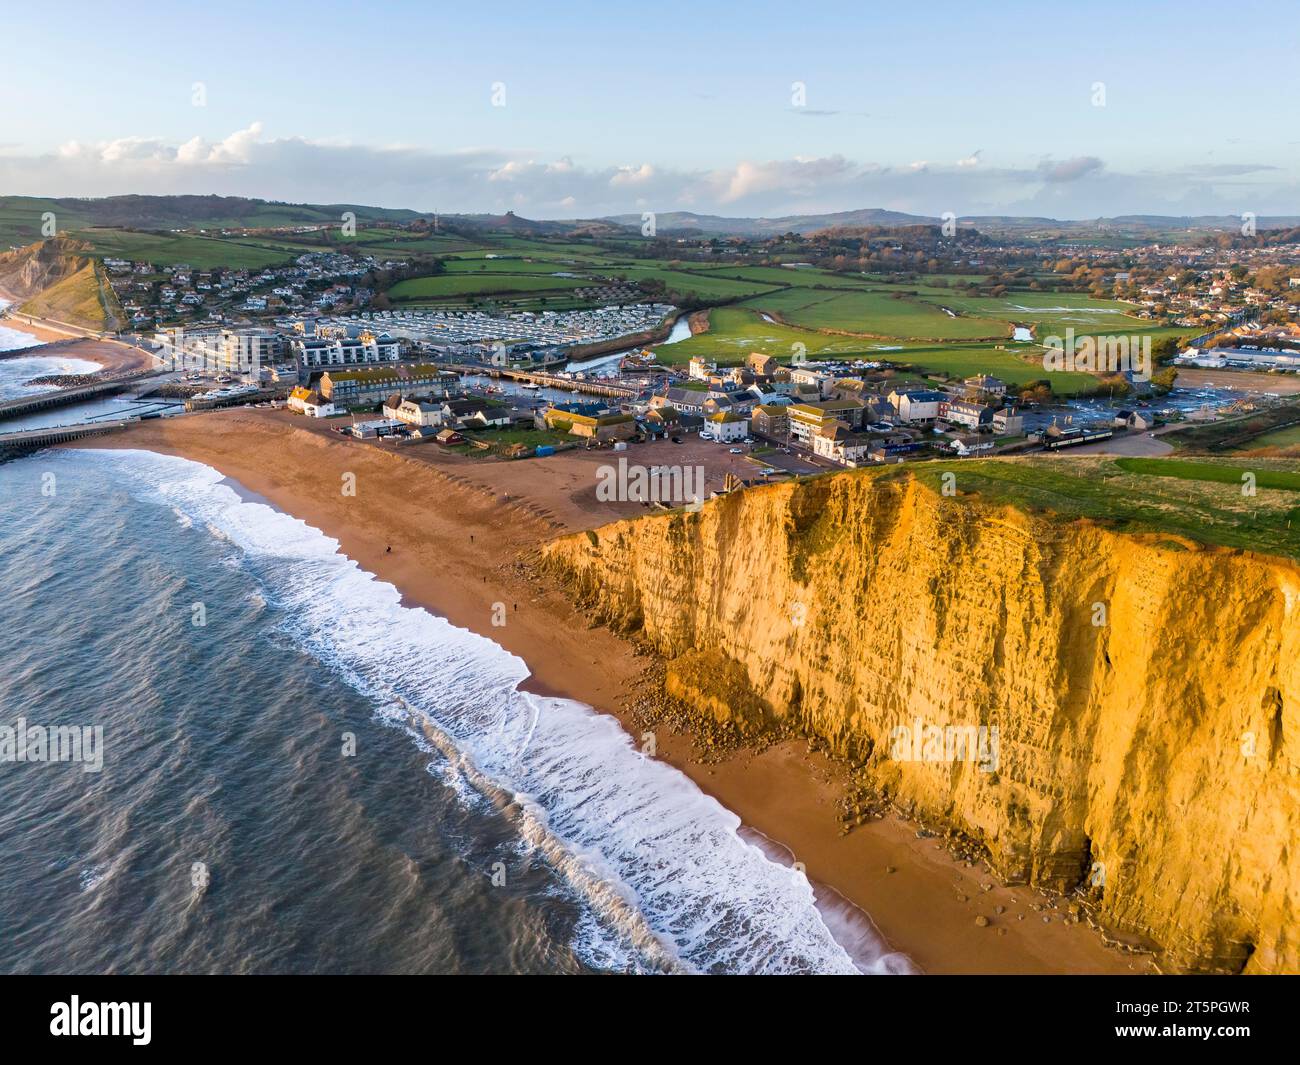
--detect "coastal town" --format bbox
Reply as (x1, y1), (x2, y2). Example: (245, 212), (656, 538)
(2, 193), (1300, 990)
(7, 0), (1300, 1014)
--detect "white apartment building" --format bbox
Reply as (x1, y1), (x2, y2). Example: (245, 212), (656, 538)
(293, 335), (402, 367)
(153, 328), (284, 373)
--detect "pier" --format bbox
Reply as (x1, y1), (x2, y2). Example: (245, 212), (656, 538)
(0, 372), (161, 425)
(0, 419), (134, 459)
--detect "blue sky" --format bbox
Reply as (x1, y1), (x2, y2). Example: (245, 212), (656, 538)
(2, 0), (1297, 218)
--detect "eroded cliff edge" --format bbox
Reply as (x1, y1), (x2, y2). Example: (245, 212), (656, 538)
(541, 470), (1300, 973)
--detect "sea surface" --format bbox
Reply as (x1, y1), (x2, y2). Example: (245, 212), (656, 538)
(0, 447), (912, 974)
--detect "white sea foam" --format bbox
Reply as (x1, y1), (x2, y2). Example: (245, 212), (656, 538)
(67, 447), (910, 975)
(79, 864), (108, 893)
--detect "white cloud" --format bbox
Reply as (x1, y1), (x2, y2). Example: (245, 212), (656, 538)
(2, 124), (1298, 219)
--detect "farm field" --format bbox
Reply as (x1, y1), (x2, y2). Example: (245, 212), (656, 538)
(652, 307), (885, 364)
(387, 273), (592, 302)
(440, 258), (600, 275)
(919, 291), (1146, 334)
(601, 264), (782, 300)
(67, 228), (299, 269)
(740, 287), (1008, 339)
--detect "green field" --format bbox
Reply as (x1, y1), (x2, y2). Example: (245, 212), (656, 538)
(1113, 457), (1300, 491)
(654, 307), (884, 363)
(387, 273), (591, 301)
(740, 287), (1008, 340)
(658, 307), (1096, 392)
(68, 228), (298, 269)
(600, 265), (782, 300)
(919, 291), (1147, 335)
(1236, 425), (1300, 451)
(896, 455), (1300, 559)
(441, 258), (598, 275)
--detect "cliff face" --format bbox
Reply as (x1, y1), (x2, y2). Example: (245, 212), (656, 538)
(543, 472), (1300, 973)
(0, 237), (90, 300)
(0, 238), (119, 332)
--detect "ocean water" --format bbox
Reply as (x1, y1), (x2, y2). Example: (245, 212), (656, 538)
(0, 448), (913, 974)
(0, 355), (104, 403)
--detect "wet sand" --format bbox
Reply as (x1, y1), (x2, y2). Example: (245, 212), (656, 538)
(72, 408), (1147, 975)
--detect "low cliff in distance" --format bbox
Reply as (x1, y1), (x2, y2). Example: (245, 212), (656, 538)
(542, 461), (1300, 973)
(0, 237), (119, 330)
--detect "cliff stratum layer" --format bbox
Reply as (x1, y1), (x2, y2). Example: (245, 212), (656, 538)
(542, 472), (1300, 973)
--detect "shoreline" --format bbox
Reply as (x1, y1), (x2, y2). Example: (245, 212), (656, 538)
(1, 296), (154, 375)
(67, 409), (1148, 975)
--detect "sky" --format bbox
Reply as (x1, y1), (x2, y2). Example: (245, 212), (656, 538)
(2, 0), (1298, 220)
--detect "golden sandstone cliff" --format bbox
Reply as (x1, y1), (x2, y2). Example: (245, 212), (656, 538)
(542, 471), (1300, 973)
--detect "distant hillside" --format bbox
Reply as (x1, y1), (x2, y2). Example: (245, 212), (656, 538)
(0, 195), (427, 249)
(4, 193), (1298, 249)
(600, 208), (934, 236)
(601, 208), (1300, 240)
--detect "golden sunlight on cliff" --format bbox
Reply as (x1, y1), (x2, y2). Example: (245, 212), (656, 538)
(543, 472), (1300, 974)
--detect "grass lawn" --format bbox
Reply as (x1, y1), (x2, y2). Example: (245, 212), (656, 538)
(463, 426), (571, 451)
(1114, 457), (1300, 491)
(657, 307), (1094, 392)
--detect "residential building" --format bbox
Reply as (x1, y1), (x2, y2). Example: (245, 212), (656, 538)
(650, 387), (707, 416)
(319, 364), (456, 407)
(892, 389), (948, 424)
(992, 407), (1024, 435)
(786, 399), (869, 444)
(964, 374), (1007, 398)
(812, 421), (872, 465)
(1113, 409), (1152, 431)
(383, 395), (444, 428)
(705, 411), (748, 442)
(688, 355), (716, 380)
(294, 334), (402, 367)
(288, 385), (335, 418)
(751, 403), (790, 438)
(939, 399), (994, 430)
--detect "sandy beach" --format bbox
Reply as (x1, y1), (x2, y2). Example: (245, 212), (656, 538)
(0, 289), (153, 374)
(72, 408), (1148, 975)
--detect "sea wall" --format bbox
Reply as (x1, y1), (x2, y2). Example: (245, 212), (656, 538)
(542, 471), (1300, 973)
